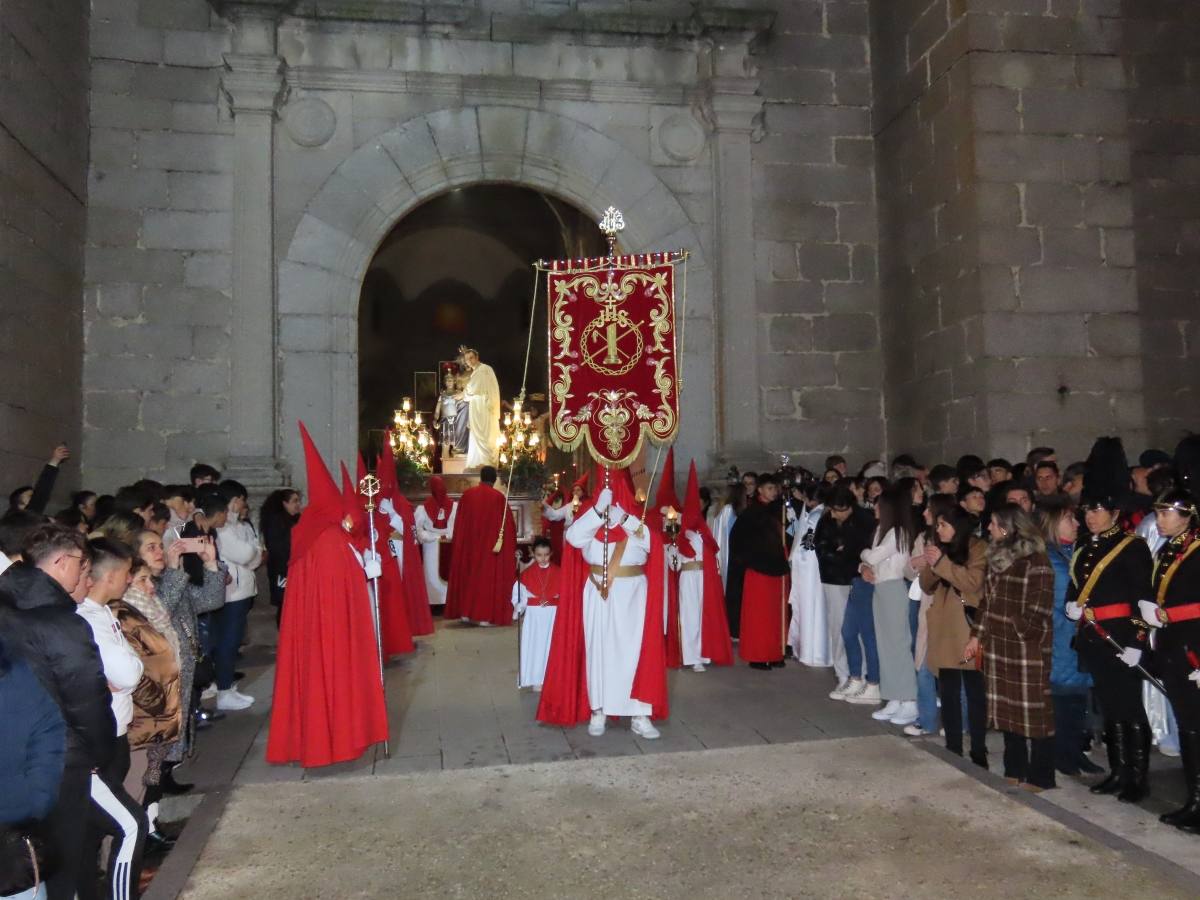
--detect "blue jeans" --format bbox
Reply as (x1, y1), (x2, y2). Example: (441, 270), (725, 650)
(842, 577), (879, 683)
(213, 599), (251, 690)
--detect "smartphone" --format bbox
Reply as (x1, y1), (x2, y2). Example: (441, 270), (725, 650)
(175, 537), (203, 553)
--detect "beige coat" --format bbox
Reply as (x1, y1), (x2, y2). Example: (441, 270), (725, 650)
(919, 537), (987, 672)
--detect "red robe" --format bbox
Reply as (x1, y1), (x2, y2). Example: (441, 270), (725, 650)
(517, 561), (561, 606)
(370, 505), (415, 657)
(268, 526), (388, 767)
(444, 482), (517, 625)
(537, 522), (670, 724)
(739, 571), (788, 663)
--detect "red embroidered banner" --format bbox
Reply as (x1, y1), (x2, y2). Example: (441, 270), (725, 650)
(547, 259), (680, 467)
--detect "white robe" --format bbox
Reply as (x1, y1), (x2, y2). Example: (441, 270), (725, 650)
(541, 502), (576, 527)
(414, 502), (456, 605)
(787, 505), (831, 667)
(710, 504), (735, 590)
(674, 531), (709, 667)
(463, 362), (501, 470)
(567, 507), (652, 717)
(512, 564), (557, 688)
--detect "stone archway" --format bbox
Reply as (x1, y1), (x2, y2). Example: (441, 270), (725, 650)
(277, 106), (716, 481)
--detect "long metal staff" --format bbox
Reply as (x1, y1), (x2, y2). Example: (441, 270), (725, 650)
(1084, 616), (1167, 696)
(359, 473), (390, 757)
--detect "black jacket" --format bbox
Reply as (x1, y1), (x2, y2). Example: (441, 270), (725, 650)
(0, 565), (116, 770)
(814, 507), (875, 586)
(730, 499), (790, 577)
(0, 637), (65, 824)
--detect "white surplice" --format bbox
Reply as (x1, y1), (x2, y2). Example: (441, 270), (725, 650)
(414, 502), (456, 605)
(787, 504), (831, 667)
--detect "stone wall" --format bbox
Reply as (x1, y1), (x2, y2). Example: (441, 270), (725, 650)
(1125, 0), (1200, 451)
(0, 0), (89, 499)
(752, 0), (884, 472)
(83, 0), (233, 489)
(874, 0), (1191, 466)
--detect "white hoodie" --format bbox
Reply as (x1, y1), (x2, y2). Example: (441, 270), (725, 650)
(217, 518), (263, 603)
(76, 599), (144, 736)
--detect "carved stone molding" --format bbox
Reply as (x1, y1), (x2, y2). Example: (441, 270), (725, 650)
(704, 77), (764, 137)
(283, 96), (337, 147)
(223, 54), (287, 117)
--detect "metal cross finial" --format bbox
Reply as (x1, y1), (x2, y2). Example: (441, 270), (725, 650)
(599, 207), (625, 260)
(359, 473), (381, 512)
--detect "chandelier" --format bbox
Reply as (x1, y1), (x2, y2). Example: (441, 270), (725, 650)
(390, 396), (433, 471)
(498, 397), (540, 466)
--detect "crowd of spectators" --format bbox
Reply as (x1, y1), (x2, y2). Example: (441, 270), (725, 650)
(0, 448), (299, 899)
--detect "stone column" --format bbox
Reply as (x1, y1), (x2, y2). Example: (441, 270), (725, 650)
(707, 75), (765, 463)
(216, 2), (288, 490)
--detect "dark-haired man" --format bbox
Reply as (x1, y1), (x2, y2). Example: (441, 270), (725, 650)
(0, 525), (114, 900)
(1005, 484), (1035, 515)
(189, 463), (221, 488)
(928, 465), (959, 496)
(1034, 460), (1063, 499)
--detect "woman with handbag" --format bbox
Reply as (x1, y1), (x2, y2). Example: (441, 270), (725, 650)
(917, 505), (989, 768)
(964, 504), (1057, 791)
(0, 635), (65, 900)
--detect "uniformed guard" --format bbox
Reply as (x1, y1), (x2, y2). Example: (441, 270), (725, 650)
(1065, 489), (1154, 802)
(1139, 489), (1200, 832)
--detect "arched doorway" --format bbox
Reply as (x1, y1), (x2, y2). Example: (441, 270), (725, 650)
(276, 107), (715, 485)
(357, 185), (606, 459)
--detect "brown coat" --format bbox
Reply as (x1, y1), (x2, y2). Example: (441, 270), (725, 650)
(107, 599), (182, 749)
(977, 552), (1055, 739)
(920, 537), (987, 672)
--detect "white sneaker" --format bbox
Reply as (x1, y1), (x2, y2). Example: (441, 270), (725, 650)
(889, 700), (919, 726)
(200, 684), (217, 701)
(631, 716), (661, 740)
(829, 678), (857, 701)
(846, 682), (881, 705)
(871, 700), (901, 720)
(691, 663), (707, 673)
(216, 688), (254, 711)
(532, 684), (543, 693)
(902, 724), (927, 737)
(587, 710), (606, 737)
(460, 616), (471, 623)
(478, 621), (493, 628)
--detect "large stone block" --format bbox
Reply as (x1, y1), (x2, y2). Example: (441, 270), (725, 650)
(85, 247), (184, 285)
(799, 386), (881, 419)
(1086, 312), (1143, 355)
(757, 280), (825, 315)
(1021, 88), (1129, 137)
(767, 315), (814, 353)
(86, 320), (193, 359)
(167, 359), (230, 394)
(137, 133), (233, 173)
(137, 0), (212, 31)
(976, 134), (1101, 183)
(1020, 266), (1137, 312)
(85, 391), (141, 429)
(142, 211), (232, 251)
(141, 286), (231, 326)
(88, 168), (169, 210)
(163, 29), (230, 67)
(91, 92), (172, 131)
(91, 22), (162, 63)
(982, 311), (1088, 357)
(1040, 228), (1103, 267)
(168, 173), (232, 211)
(813, 313), (878, 351)
(1023, 182), (1082, 227)
(84, 428), (166, 470)
(799, 242), (853, 282)
(184, 252), (232, 290)
(141, 391), (228, 429)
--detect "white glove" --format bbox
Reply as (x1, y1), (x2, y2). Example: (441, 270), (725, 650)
(1138, 600), (1163, 628)
(595, 487), (613, 513)
(387, 538), (402, 559)
(379, 497), (395, 517)
(386, 511), (405, 535)
(363, 551), (382, 580)
(1117, 647), (1143, 668)
(1065, 601), (1084, 622)
(610, 504), (626, 524)
(786, 505), (797, 523)
(1189, 670), (1200, 688)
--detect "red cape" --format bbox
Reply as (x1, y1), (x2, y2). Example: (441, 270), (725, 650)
(536, 522), (670, 724)
(444, 482), (517, 625)
(267, 526), (388, 767)
(369, 504), (416, 657)
(377, 438), (434, 635)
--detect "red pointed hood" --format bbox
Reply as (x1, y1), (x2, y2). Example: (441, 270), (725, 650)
(291, 421), (343, 561)
(645, 446), (680, 530)
(423, 475), (454, 523)
(575, 464), (637, 519)
(570, 470), (591, 501)
(678, 460), (718, 558)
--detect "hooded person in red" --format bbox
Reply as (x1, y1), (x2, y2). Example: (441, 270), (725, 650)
(444, 465), (517, 626)
(355, 454), (415, 657)
(537, 464), (669, 739)
(671, 461), (735, 671)
(375, 435), (435, 635)
(647, 448), (685, 667)
(267, 423), (388, 768)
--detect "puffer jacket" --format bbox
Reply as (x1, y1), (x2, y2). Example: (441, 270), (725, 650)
(0, 564), (116, 770)
(1047, 541), (1092, 693)
(0, 638), (65, 824)
(107, 599), (182, 749)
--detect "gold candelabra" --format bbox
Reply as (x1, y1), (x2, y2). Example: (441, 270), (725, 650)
(498, 397), (540, 466)
(390, 396), (433, 471)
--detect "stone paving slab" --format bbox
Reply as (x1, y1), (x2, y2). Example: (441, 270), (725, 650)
(178, 736), (1191, 900)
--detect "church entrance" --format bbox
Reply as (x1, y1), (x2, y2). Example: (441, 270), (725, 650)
(356, 184), (606, 470)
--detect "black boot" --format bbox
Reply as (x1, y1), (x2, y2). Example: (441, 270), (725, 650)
(1117, 721), (1151, 803)
(1090, 721), (1127, 795)
(969, 750), (989, 771)
(1165, 731), (1200, 829)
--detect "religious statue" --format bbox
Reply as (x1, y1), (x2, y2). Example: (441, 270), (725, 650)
(434, 368), (469, 457)
(457, 346), (501, 470)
